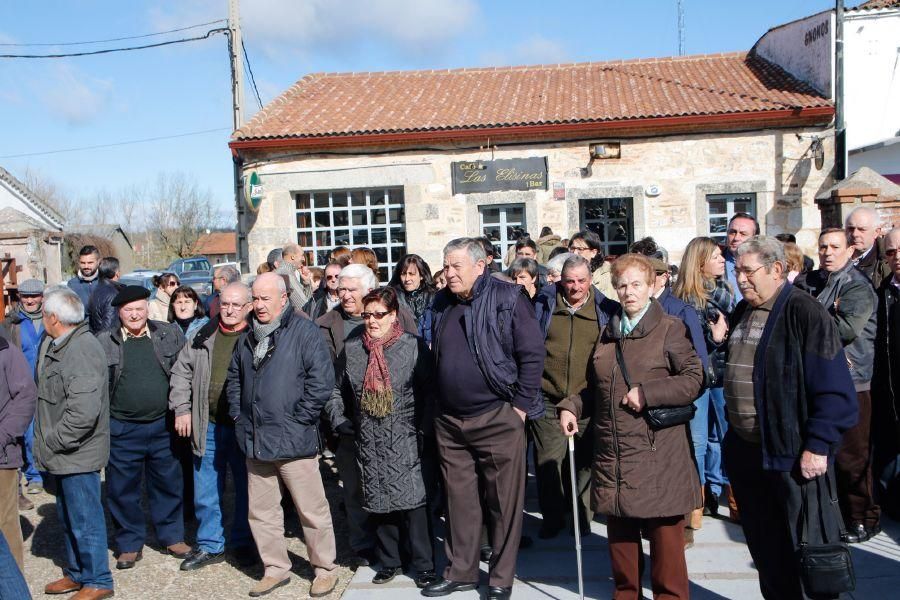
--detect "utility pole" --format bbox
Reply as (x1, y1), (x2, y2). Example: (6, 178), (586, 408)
(835, 0), (847, 181)
(228, 0), (248, 272)
(677, 0), (685, 56)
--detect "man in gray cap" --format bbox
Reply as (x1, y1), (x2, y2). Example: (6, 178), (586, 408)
(2, 279), (46, 504)
(95, 286), (190, 570)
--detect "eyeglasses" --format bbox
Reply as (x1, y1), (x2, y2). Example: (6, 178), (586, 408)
(326, 275), (339, 280)
(569, 245), (590, 252)
(361, 311), (391, 320)
(735, 265), (766, 278)
(166, 282), (179, 288)
(220, 302), (249, 310)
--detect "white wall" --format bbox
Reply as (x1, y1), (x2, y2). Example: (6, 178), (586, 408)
(0, 179), (61, 231)
(754, 11), (834, 97)
(850, 142), (900, 176)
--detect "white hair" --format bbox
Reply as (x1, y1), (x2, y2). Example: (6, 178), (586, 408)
(546, 252), (575, 276)
(42, 286), (84, 325)
(339, 263), (378, 292)
(845, 206), (880, 228)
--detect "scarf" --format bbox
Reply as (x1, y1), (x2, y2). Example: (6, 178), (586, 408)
(360, 319), (404, 418)
(251, 315), (282, 368)
(620, 301), (651, 337)
(401, 286), (433, 321)
(275, 263), (311, 311)
(21, 306), (43, 322)
(79, 270), (99, 283)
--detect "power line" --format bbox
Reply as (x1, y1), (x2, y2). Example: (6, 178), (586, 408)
(0, 19), (227, 47)
(0, 127), (231, 159)
(0, 28), (228, 59)
(242, 40), (264, 110)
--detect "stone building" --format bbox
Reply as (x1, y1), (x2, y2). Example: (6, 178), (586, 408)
(230, 51), (835, 278)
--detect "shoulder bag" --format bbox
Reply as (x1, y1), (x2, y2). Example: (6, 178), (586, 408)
(615, 339), (696, 430)
(797, 470), (856, 595)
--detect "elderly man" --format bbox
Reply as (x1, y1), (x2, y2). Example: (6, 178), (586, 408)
(795, 228), (880, 543)
(304, 262), (343, 321)
(227, 272), (338, 598)
(96, 285), (190, 570)
(88, 257), (122, 333)
(530, 255), (617, 539)
(170, 282), (254, 571)
(2, 278), (46, 503)
(35, 287), (113, 600)
(0, 310), (37, 573)
(723, 213), (760, 304)
(423, 238), (545, 600)
(317, 263), (417, 566)
(846, 206), (890, 286)
(724, 236), (857, 599)
(207, 264), (242, 319)
(67, 245), (101, 308)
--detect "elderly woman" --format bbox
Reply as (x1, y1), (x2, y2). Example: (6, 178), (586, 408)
(148, 272), (179, 321)
(331, 286), (436, 587)
(167, 285), (209, 338)
(508, 257), (540, 299)
(559, 253), (702, 600)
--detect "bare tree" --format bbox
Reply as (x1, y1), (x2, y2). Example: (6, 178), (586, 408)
(21, 167), (79, 223)
(144, 172), (222, 260)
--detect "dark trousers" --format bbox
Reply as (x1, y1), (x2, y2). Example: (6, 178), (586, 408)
(835, 390), (880, 527)
(107, 416), (184, 552)
(435, 403), (525, 588)
(529, 402), (592, 529)
(371, 506), (434, 572)
(49, 471), (113, 590)
(607, 515), (688, 600)
(724, 432), (842, 600)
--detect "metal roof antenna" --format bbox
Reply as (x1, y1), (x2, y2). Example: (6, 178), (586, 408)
(677, 0), (686, 56)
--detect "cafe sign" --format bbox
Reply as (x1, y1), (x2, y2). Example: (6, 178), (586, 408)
(244, 171), (264, 212)
(451, 157), (548, 194)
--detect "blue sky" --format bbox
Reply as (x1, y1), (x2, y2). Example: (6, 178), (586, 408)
(0, 0), (837, 220)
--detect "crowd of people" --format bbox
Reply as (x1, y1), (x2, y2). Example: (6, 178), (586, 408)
(0, 206), (897, 600)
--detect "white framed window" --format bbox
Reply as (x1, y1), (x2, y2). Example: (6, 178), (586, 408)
(295, 188), (406, 282)
(479, 204), (526, 262)
(579, 197), (633, 257)
(706, 193), (757, 243)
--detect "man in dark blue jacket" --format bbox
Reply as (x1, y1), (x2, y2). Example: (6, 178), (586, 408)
(67, 245), (100, 308)
(723, 236), (856, 599)
(423, 238), (544, 600)
(226, 272), (338, 599)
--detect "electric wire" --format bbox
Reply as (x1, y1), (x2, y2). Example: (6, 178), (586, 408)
(0, 127), (231, 159)
(242, 40), (264, 110)
(0, 28), (228, 59)
(0, 19), (227, 47)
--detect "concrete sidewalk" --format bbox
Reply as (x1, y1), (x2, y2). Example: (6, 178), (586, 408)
(343, 495), (900, 599)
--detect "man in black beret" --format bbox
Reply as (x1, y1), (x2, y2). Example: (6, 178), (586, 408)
(95, 286), (192, 570)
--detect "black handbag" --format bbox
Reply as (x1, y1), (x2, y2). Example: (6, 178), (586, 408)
(615, 340), (696, 430)
(797, 470), (856, 596)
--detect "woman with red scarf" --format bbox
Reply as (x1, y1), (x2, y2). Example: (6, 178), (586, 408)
(330, 286), (437, 587)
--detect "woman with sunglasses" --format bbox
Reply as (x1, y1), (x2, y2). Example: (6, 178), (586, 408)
(148, 272), (180, 322)
(330, 286), (437, 588)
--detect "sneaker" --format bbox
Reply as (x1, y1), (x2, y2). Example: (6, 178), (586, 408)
(309, 572), (338, 597)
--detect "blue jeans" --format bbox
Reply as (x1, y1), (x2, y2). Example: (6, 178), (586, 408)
(705, 386), (730, 495)
(193, 422), (251, 553)
(689, 389), (711, 485)
(21, 418), (41, 485)
(50, 471), (113, 590)
(0, 527), (30, 599)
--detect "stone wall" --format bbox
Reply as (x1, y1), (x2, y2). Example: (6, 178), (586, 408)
(241, 125), (835, 271)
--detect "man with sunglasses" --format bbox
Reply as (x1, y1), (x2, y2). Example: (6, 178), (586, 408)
(303, 262), (343, 321)
(170, 282), (255, 570)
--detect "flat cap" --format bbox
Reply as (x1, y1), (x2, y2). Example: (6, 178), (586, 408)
(111, 285), (151, 307)
(648, 257), (669, 274)
(18, 279), (45, 295)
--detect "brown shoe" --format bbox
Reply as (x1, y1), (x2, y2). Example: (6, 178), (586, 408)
(310, 572), (338, 597)
(725, 484), (740, 523)
(167, 542), (194, 559)
(45, 576), (82, 595)
(248, 576), (290, 597)
(69, 587), (114, 600)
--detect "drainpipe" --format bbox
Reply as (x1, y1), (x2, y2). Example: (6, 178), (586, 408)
(835, 0), (846, 181)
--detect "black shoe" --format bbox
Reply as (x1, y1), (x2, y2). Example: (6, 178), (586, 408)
(487, 586), (512, 600)
(180, 550), (225, 571)
(421, 578), (478, 597)
(373, 567), (402, 584)
(703, 491), (719, 517)
(115, 551), (142, 570)
(538, 521), (563, 539)
(414, 570), (438, 589)
(480, 544), (493, 563)
(842, 522), (866, 544)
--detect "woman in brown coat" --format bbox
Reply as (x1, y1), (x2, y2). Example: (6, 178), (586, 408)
(559, 253), (703, 600)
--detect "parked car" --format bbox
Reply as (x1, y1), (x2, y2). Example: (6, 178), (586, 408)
(167, 256), (212, 277)
(179, 269), (213, 297)
(118, 271), (160, 292)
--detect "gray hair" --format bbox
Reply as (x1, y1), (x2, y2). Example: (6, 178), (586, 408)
(215, 264), (241, 284)
(443, 237), (487, 264)
(339, 263), (378, 292)
(734, 235), (786, 273)
(546, 252), (575, 276)
(845, 206), (880, 228)
(223, 281), (251, 303)
(42, 286), (84, 325)
(561, 254), (592, 277)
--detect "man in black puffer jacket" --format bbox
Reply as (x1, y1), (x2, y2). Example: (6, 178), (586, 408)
(226, 272), (338, 599)
(88, 257), (123, 333)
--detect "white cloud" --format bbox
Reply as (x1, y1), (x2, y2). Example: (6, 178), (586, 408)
(39, 63), (113, 126)
(477, 35), (570, 68)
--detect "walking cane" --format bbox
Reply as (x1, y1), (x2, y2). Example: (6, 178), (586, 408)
(568, 435), (585, 600)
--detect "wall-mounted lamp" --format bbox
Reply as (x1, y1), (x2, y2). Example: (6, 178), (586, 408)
(581, 142), (621, 177)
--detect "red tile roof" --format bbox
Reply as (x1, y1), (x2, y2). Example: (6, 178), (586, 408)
(853, 0), (900, 10)
(193, 232), (235, 256)
(233, 51), (831, 145)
